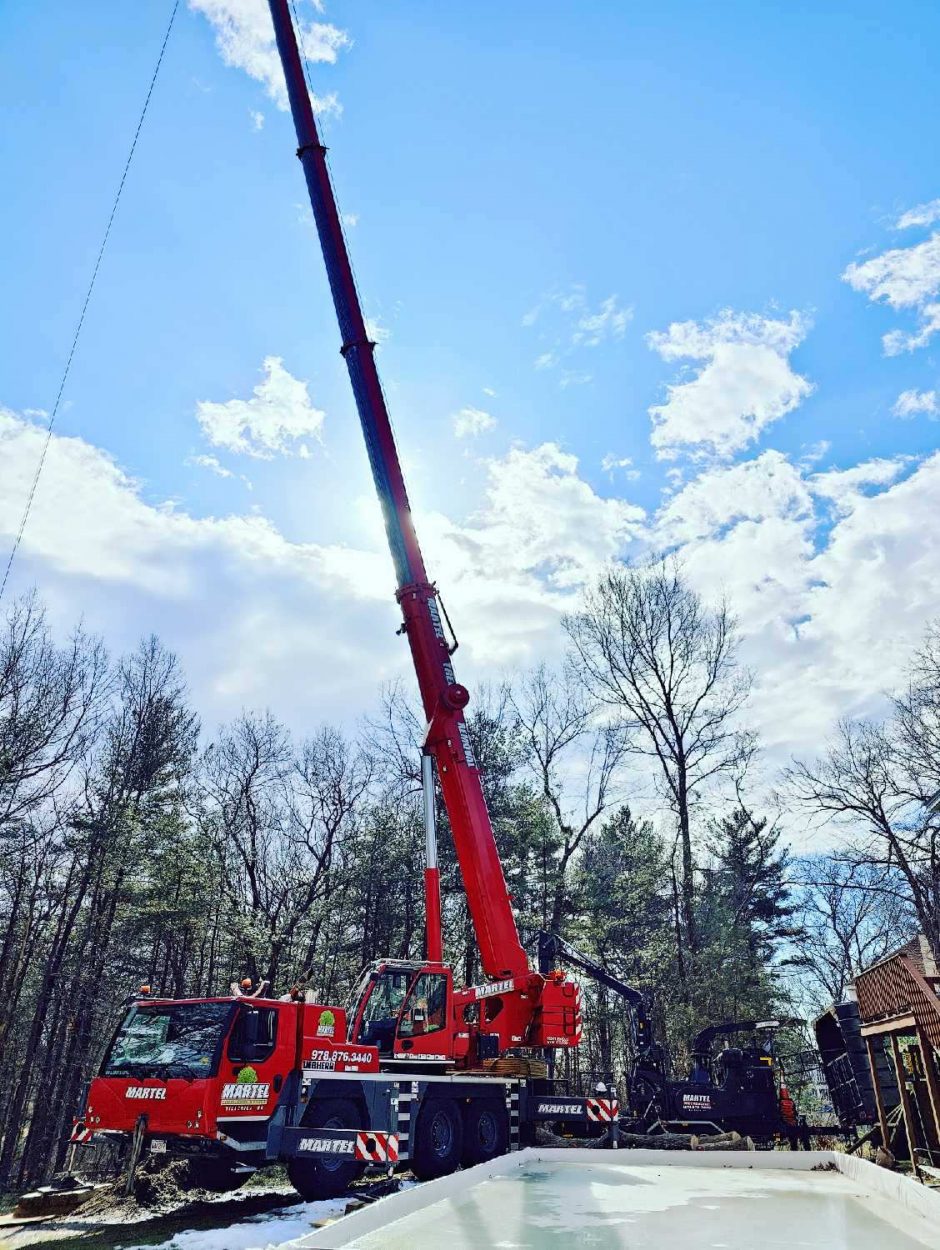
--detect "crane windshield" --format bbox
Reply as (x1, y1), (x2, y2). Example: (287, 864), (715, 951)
(349, 964), (420, 1052)
(102, 1001), (234, 1079)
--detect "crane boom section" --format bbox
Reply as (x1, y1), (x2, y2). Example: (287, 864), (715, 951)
(268, 0), (528, 979)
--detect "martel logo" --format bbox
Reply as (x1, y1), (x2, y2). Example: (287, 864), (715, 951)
(681, 1093), (712, 1110)
(125, 1087), (167, 1100)
(475, 979), (513, 999)
(300, 1137), (354, 1154)
(538, 1102), (580, 1115)
(221, 1082), (270, 1105)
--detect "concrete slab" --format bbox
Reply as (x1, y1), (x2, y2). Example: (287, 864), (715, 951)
(296, 1149), (940, 1249)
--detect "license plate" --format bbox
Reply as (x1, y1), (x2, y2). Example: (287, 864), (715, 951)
(150, 1140), (167, 1154)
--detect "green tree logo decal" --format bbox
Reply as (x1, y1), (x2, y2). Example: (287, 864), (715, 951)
(236, 1065), (259, 1084)
(320, 1010), (335, 1027)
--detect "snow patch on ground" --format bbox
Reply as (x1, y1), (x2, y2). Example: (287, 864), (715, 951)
(124, 1197), (348, 1250)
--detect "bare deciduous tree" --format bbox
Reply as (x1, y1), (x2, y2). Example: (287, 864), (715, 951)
(199, 713), (372, 989)
(565, 560), (753, 977)
(792, 856), (915, 1009)
(510, 663), (628, 932)
(788, 714), (940, 967)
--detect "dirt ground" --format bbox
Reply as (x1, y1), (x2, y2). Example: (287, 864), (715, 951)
(0, 1162), (402, 1250)
(0, 1168), (306, 1250)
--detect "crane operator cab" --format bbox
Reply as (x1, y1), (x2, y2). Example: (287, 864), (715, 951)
(348, 960), (455, 1064)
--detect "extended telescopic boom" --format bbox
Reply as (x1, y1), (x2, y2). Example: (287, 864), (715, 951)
(267, 0), (528, 980)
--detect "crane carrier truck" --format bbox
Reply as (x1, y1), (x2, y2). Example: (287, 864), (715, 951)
(70, 0), (612, 1199)
(71, 2), (820, 1197)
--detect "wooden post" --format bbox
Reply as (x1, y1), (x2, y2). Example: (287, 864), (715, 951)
(865, 1034), (891, 1152)
(890, 1034), (921, 1180)
(916, 1026), (940, 1167)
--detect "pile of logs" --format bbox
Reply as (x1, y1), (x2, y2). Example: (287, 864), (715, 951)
(535, 1125), (754, 1151)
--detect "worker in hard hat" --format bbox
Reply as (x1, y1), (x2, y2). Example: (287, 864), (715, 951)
(230, 976), (270, 998)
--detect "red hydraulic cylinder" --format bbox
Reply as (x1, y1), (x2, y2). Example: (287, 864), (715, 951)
(422, 753), (443, 963)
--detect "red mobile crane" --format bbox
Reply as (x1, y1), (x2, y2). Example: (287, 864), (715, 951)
(69, 2), (598, 1200)
(263, 0), (582, 1060)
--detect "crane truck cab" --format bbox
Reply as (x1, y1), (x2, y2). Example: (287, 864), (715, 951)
(73, 993), (371, 1189)
(348, 961), (458, 1065)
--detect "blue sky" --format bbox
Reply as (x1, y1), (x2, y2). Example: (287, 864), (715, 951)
(2, 0), (940, 798)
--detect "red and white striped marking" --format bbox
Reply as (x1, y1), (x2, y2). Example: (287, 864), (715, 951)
(586, 1097), (619, 1123)
(70, 1123), (94, 1144)
(355, 1131), (399, 1163)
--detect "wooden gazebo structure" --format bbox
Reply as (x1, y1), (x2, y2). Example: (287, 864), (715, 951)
(855, 935), (940, 1178)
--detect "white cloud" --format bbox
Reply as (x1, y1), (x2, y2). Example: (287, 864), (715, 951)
(452, 407), (496, 439)
(189, 454), (254, 491)
(523, 286), (632, 378)
(341, 212), (359, 228)
(896, 198), (940, 230)
(559, 370), (593, 389)
(656, 450), (812, 546)
(424, 444), (644, 660)
(650, 448), (940, 771)
(196, 356), (325, 458)
(843, 229), (940, 354)
(793, 454), (940, 737)
(0, 409), (644, 721)
(799, 439), (830, 466)
(646, 310), (813, 458)
(7, 389), (940, 818)
(893, 389), (938, 418)
(843, 233), (940, 308)
(364, 316), (390, 345)
(249, 109), (264, 130)
(601, 454), (639, 480)
(810, 457), (906, 514)
(572, 295), (632, 347)
(190, 454), (234, 478)
(189, 0), (349, 115)
(883, 303), (940, 356)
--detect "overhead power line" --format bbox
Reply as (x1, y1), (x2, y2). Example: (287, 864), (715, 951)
(0, 0), (181, 604)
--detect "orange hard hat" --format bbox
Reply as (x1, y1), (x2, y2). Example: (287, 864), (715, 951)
(241, 977), (253, 989)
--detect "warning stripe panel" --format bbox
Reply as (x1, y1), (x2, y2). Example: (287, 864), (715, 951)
(586, 1097), (619, 1122)
(355, 1131), (399, 1163)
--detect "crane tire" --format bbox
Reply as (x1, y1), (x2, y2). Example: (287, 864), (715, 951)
(287, 1098), (366, 1200)
(411, 1098), (463, 1180)
(462, 1099), (509, 1167)
(184, 1157), (249, 1192)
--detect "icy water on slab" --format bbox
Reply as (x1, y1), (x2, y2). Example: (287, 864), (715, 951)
(350, 1161), (937, 1249)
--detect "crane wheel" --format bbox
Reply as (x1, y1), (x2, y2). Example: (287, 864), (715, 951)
(411, 1098), (463, 1180)
(184, 1158), (249, 1193)
(287, 1098), (366, 1200)
(462, 1100), (508, 1167)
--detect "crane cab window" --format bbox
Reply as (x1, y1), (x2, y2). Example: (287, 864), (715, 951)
(398, 972), (447, 1037)
(355, 968), (412, 1053)
(228, 1005), (278, 1065)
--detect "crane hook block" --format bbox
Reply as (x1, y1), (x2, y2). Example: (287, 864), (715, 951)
(442, 683), (470, 711)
